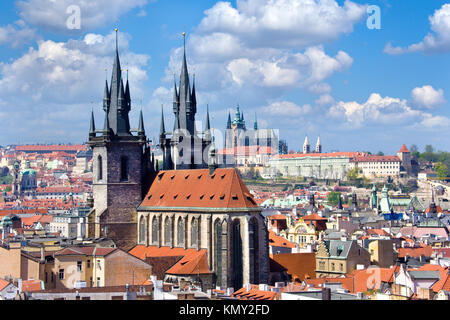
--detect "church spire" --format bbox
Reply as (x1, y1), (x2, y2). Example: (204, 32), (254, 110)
(125, 72), (131, 112)
(107, 28), (131, 136)
(103, 80), (110, 112)
(192, 74), (197, 114)
(89, 110), (96, 138)
(138, 109), (145, 137)
(254, 112), (258, 130)
(160, 105), (166, 137)
(103, 108), (110, 137)
(205, 104), (211, 142)
(227, 112), (232, 129)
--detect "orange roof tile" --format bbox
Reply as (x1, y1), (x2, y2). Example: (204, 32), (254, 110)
(398, 144), (410, 153)
(21, 280), (43, 292)
(398, 246), (433, 258)
(268, 231), (296, 249)
(270, 253), (316, 282)
(140, 169), (259, 211)
(276, 152), (364, 160)
(129, 246), (211, 275)
(232, 285), (277, 300)
(0, 279), (11, 291)
(303, 213), (328, 221)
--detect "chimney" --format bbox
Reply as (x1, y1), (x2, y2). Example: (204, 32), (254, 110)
(322, 288), (331, 300)
(40, 246), (45, 263)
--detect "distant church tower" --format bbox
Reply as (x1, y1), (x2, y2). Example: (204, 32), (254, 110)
(159, 33), (212, 170)
(303, 136), (310, 154)
(315, 136), (322, 154)
(87, 29), (155, 250)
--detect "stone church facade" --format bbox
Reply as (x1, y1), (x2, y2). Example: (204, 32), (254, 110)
(136, 168), (270, 290)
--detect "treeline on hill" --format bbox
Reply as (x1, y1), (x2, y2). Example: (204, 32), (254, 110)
(411, 144), (449, 180)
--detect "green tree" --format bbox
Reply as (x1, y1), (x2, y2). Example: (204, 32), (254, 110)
(377, 151), (385, 156)
(435, 162), (449, 180)
(347, 167), (361, 181)
(327, 192), (342, 206)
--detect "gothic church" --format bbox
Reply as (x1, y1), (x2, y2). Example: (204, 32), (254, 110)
(87, 32), (269, 290)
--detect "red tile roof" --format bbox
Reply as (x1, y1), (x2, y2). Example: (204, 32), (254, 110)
(140, 169), (259, 211)
(366, 229), (392, 237)
(269, 231), (296, 249)
(397, 246), (433, 258)
(15, 145), (84, 153)
(218, 146), (276, 156)
(276, 152), (364, 160)
(303, 213), (328, 221)
(21, 279), (43, 292)
(129, 246), (211, 275)
(0, 279), (11, 291)
(398, 144), (410, 153)
(232, 285), (278, 300)
(351, 155), (401, 163)
(270, 253), (316, 282)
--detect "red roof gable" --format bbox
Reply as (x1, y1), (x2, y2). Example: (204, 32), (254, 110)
(140, 169), (259, 211)
(398, 144), (410, 153)
(129, 246), (211, 275)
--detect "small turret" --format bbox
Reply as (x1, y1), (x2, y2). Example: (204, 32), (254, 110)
(89, 110), (96, 138)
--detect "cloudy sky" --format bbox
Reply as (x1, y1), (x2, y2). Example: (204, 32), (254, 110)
(0, 0), (448, 154)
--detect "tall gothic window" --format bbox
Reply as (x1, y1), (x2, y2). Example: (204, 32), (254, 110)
(214, 220), (223, 288)
(120, 156), (129, 182)
(97, 156), (103, 181)
(164, 217), (172, 246)
(232, 219), (243, 290)
(151, 217), (159, 245)
(139, 216), (146, 244)
(191, 218), (198, 247)
(177, 218), (185, 247)
(250, 217), (259, 284)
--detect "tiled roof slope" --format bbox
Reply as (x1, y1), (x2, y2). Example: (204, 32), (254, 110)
(129, 246), (211, 275)
(139, 169), (259, 211)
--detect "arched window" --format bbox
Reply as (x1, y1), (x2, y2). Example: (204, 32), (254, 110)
(139, 216), (146, 244)
(177, 218), (185, 247)
(151, 217), (159, 245)
(232, 219), (243, 290)
(120, 156), (129, 182)
(249, 217), (259, 284)
(191, 218), (198, 247)
(97, 156), (103, 181)
(164, 217), (172, 246)
(214, 220), (222, 288)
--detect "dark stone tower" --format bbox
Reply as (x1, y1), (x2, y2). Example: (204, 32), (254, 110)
(160, 33), (212, 170)
(87, 29), (154, 251)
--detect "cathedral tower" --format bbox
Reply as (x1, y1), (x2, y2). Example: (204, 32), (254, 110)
(87, 29), (154, 250)
(160, 33), (212, 170)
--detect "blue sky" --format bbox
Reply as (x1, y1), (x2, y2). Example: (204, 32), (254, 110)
(0, 0), (448, 154)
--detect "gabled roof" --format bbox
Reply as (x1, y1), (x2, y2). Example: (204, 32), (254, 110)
(128, 246), (211, 276)
(268, 231), (296, 249)
(54, 247), (116, 257)
(0, 279), (11, 291)
(139, 169), (259, 212)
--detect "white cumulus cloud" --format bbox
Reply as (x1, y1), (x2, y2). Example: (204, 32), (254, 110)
(411, 85), (446, 109)
(384, 4), (450, 54)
